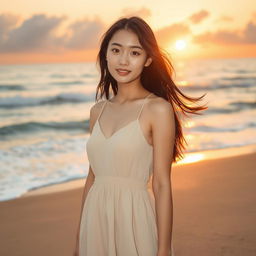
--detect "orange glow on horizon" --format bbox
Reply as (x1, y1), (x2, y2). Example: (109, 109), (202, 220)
(1, 2), (256, 65)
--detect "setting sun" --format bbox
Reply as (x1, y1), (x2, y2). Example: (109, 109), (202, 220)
(175, 39), (187, 50)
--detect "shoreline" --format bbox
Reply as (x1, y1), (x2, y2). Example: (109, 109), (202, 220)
(20, 143), (256, 199)
(0, 150), (255, 255)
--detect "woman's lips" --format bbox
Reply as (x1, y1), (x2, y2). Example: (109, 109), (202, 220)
(116, 69), (131, 76)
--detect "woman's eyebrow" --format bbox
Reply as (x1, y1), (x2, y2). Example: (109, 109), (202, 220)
(111, 42), (143, 50)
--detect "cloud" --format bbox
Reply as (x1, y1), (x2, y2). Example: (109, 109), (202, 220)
(189, 10), (210, 24)
(155, 22), (191, 46)
(244, 21), (256, 43)
(64, 17), (105, 49)
(0, 13), (105, 53)
(1, 11), (255, 54)
(0, 13), (20, 42)
(121, 7), (152, 19)
(193, 20), (256, 45)
(0, 14), (66, 53)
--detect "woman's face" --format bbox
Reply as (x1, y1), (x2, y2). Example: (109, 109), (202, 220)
(106, 29), (152, 85)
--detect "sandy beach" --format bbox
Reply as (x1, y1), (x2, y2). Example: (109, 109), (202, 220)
(0, 152), (255, 256)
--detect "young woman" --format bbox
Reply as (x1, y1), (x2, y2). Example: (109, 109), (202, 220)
(74, 16), (207, 256)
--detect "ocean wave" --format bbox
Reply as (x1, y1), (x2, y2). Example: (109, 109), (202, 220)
(204, 108), (236, 114)
(230, 101), (256, 109)
(203, 100), (256, 115)
(222, 76), (256, 80)
(0, 120), (89, 136)
(0, 135), (88, 201)
(190, 121), (256, 133)
(180, 81), (255, 91)
(50, 80), (84, 85)
(81, 73), (97, 78)
(0, 84), (25, 91)
(49, 73), (96, 79)
(49, 74), (67, 78)
(0, 93), (90, 108)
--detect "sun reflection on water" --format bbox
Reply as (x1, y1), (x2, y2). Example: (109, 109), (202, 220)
(177, 153), (205, 165)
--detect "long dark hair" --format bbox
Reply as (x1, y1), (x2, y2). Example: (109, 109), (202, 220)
(95, 16), (208, 163)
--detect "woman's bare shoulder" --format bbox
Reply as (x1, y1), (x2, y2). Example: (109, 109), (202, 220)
(148, 94), (173, 111)
(147, 94), (174, 122)
(90, 99), (107, 118)
(88, 100), (107, 134)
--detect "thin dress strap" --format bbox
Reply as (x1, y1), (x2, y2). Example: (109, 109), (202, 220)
(137, 92), (153, 120)
(96, 100), (108, 122)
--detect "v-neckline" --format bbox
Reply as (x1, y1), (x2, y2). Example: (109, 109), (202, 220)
(95, 92), (153, 145)
(96, 118), (138, 140)
(95, 118), (153, 148)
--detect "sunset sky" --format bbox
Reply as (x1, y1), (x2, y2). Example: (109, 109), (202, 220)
(0, 0), (256, 64)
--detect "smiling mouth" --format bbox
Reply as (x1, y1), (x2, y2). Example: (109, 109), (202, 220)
(116, 69), (131, 76)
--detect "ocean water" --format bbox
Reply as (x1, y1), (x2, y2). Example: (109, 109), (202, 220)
(0, 58), (256, 201)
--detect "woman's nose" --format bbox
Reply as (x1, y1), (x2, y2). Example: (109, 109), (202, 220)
(119, 52), (129, 65)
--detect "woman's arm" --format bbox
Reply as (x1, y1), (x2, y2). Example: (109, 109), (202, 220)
(150, 99), (176, 256)
(75, 103), (98, 236)
(74, 102), (103, 255)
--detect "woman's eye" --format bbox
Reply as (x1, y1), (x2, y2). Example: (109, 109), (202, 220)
(111, 48), (119, 53)
(132, 51), (140, 56)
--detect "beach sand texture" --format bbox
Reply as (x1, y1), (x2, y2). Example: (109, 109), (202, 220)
(0, 152), (255, 256)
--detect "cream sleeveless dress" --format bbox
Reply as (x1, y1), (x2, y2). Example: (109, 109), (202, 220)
(79, 92), (174, 256)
